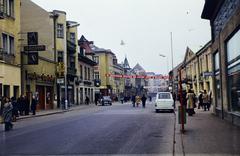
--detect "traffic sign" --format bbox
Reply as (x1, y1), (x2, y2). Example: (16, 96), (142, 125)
(28, 52), (38, 65)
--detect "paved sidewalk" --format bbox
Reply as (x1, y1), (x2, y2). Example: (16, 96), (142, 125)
(175, 108), (240, 156)
(16, 103), (96, 120)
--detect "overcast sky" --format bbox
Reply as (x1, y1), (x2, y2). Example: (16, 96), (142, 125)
(32, 0), (211, 75)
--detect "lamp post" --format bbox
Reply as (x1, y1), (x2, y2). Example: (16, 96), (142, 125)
(159, 54), (169, 75)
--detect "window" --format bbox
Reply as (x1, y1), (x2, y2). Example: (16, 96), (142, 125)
(58, 51), (64, 62)
(9, 36), (14, 54)
(80, 65), (83, 79)
(57, 24), (64, 38)
(84, 66), (87, 80)
(214, 52), (221, 109)
(226, 29), (240, 112)
(2, 34), (14, 55)
(158, 93), (171, 99)
(2, 34), (8, 53)
(80, 47), (85, 56)
(88, 68), (90, 80)
(227, 29), (240, 64)
(3, 85), (10, 97)
(94, 56), (99, 64)
(3, 0), (14, 17)
(70, 33), (75, 43)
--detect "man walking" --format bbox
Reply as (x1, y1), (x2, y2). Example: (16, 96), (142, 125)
(141, 94), (147, 108)
(202, 90), (209, 111)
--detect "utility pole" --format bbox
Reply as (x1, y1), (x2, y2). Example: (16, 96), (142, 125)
(170, 32), (174, 93)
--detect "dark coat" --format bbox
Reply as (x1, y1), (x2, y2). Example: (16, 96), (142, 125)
(31, 99), (37, 111)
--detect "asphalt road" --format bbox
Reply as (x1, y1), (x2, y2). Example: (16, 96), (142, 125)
(0, 102), (176, 156)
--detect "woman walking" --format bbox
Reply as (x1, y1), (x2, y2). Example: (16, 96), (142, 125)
(186, 90), (195, 116)
(2, 97), (13, 131)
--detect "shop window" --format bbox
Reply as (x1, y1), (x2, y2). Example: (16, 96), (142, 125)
(214, 52), (221, 108)
(226, 29), (240, 111)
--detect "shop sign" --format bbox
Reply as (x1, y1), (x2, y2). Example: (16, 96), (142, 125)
(57, 78), (64, 84)
(27, 72), (55, 82)
(203, 72), (214, 77)
(24, 45), (46, 51)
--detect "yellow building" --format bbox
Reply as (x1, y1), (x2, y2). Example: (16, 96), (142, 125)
(181, 42), (213, 96)
(0, 0), (21, 98)
(92, 45), (117, 96)
(20, 0), (57, 110)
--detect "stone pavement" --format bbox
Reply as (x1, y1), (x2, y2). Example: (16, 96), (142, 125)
(175, 107), (240, 156)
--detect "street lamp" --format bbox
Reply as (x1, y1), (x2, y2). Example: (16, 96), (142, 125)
(159, 54), (169, 74)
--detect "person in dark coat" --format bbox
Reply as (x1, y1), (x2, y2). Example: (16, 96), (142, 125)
(141, 94), (147, 108)
(2, 97), (13, 131)
(11, 97), (18, 122)
(17, 95), (25, 116)
(31, 95), (37, 115)
(198, 91), (203, 109)
(85, 96), (90, 105)
(24, 96), (30, 116)
(131, 95), (136, 107)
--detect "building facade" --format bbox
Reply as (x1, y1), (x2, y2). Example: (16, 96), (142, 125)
(78, 35), (96, 104)
(0, 0), (21, 99)
(202, 0), (240, 126)
(20, 0), (57, 110)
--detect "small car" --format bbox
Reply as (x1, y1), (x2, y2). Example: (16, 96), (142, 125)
(155, 92), (174, 112)
(100, 96), (112, 106)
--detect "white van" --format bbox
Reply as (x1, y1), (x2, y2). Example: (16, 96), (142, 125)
(155, 92), (174, 112)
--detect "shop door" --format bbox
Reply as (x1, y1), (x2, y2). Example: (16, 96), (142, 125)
(36, 85), (45, 110)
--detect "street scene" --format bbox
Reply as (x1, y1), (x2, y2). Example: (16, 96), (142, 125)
(1, 0), (240, 155)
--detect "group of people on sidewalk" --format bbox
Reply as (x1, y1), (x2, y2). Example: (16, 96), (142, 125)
(0, 95), (38, 131)
(181, 89), (212, 116)
(131, 94), (147, 108)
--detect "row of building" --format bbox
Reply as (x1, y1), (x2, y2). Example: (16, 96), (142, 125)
(0, 0), (167, 111)
(170, 0), (240, 126)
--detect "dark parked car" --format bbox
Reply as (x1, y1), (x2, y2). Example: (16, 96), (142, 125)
(101, 96), (112, 106)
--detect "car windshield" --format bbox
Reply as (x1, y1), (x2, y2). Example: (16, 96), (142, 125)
(158, 93), (171, 99)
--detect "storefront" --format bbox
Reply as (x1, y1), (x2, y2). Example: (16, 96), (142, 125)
(26, 72), (55, 110)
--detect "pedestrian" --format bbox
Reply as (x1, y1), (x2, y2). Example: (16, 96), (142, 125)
(31, 95), (37, 115)
(131, 95), (136, 107)
(120, 96), (124, 104)
(85, 96), (90, 105)
(186, 89), (195, 116)
(172, 92), (176, 109)
(207, 90), (212, 111)
(0, 96), (3, 124)
(202, 90), (209, 111)
(2, 97), (13, 131)
(136, 95), (141, 107)
(17, 95), (25, 116)
(141, 94), (147, 108)
(11, 97), (18, 122)
(95, 96), (99, 106)
(24, 96), (30, 115)
(198, 91), (203, 109)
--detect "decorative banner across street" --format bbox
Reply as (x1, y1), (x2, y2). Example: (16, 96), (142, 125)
(105, 74), (169, 79)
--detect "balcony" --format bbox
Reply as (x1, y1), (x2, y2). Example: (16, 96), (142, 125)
(67, 40), (76, 54)
(0, 50), (15, 64)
